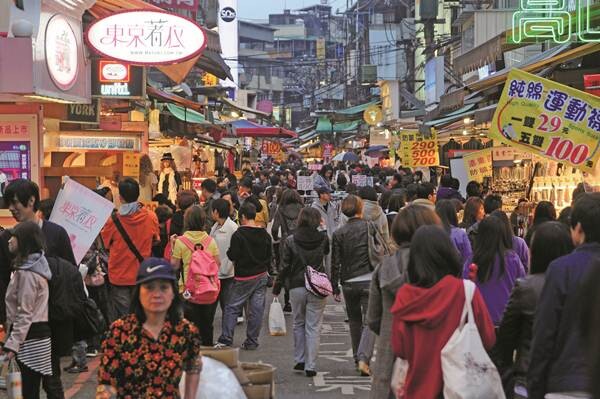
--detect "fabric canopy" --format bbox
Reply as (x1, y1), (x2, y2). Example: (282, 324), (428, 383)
(166, 103), (209, 124)
(231, 120), (297, 139)
(424, 104), (476, 128)
(316, 117), (361, 133)
(335, 100), (380, 115)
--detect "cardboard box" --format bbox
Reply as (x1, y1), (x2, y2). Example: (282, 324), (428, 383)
(240, 362), (276, 386)
(199, 346), (239, 368)
(230, 366), (250, 386)
(243, 384), (272, 399)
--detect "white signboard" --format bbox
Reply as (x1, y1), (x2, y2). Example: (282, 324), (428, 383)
(297, 176), (314, 192)
(352, 174), (367, 187)
(218, 0), (238, 93)
(45, 14), (79, 91)
(50, 178), (114, 264)
(86, 10), (207, 66)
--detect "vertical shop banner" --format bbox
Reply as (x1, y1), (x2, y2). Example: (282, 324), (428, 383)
(322, 144), (334, 163)
(399, 130), (440, 168)
(50, 178), (114, 264)
(463, 148), (493, 183)
(297, 176), (314, 192)
(123, 153), (141, 178)
(316, 38), (326, 60)
(489, 69), (600, 172)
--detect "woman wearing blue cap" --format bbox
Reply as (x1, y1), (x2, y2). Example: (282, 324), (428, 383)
(96, 258), (202, 399)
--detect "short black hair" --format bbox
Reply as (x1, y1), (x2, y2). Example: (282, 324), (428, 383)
(483, 194), (502, 214)
(239, 202), (257, 221)
(451, 178), (460, 191)
(406, 183), (418, 202)
(466, 181), (482, 198)
(4, 179), (40, 212)
(38, 198), (55, 220)
(416, 182), (435, 200)
(530, 221), (573, 274)
(392, 173), (402, 184)
(119, 177), (140, 203)
(571, 193), (600, 243)
(358, 186), (378, 202)
(212, 198), (231, 219)
(269, 175), (280, 186)
(130, 280), (182, 325)
(440, 174), (453, 188)
(407, 225), (462, 288)
(201, 179), (217, 194)
(240, 177), (253, 190)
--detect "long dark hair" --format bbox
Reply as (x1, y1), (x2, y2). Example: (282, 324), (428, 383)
(130, 280), (182, 325)
(279, 188), (303, 207)
(489, 210), (514, 250)
(472, 216), (509, 283)
(533, 201), (556, 226)
(530, 221), (573, 274)
(407, 225), (462, 288)
(435, 199), (459, 232)
(11, 221), (46, 266)
(462, 197), (484, 228)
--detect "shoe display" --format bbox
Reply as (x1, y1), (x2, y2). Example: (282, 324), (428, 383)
(293, 362), (305, 371)
(305, 370), (317, 377)
(357, 360), (371, 376)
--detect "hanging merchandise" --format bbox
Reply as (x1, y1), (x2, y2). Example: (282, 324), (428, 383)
(489, 69), (600, 172)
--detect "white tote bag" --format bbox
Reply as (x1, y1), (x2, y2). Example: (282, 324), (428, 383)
(268, 297), (287, 336)
(441, 280), (505, 399)
(390, 358), (409, 399)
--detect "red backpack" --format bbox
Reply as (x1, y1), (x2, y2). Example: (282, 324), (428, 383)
(178, 236), (220, 304)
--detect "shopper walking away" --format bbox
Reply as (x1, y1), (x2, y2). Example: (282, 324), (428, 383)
(367, 205), (441, 399)
(273, 207), (331, 377)
(490, 210), (530, 272)
(171, 206), (221, 346)
(216, 203), (272, 350)
(97, 258), (202, 399)
(311, 186), (338, 275)
(524, 201), (556, 247)
(1, 222), (53, 399)
(391, 225), (496, 399)
(210, 199), (238, 314)
(331, 195), (375, 376)
(436, 199), (472, 264)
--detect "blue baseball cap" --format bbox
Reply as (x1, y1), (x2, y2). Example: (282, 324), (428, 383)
(136, 258), (177, 285)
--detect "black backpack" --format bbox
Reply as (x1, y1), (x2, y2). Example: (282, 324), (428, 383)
(46, 256), (86, 322)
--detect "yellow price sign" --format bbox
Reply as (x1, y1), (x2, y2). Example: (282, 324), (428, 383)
(399, 130), (439, 168)
(489, 69), (600, 172)
(463, 148), (493, 183)
(123, 153), (140, 179)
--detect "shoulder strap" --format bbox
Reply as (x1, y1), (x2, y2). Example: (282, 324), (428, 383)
(460, 279), (476, 328)
(111, 213), (144, 263)
(178, 236), (196, 252)
(201, 235), (213, 250)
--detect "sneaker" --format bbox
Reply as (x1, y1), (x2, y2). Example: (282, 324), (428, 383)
(213, 342), (230, 349)
(305, 370), (317, 377)
(63, 361), (76, 372)
(293, 362), (305, 371)
(241, 342), (258, 351)
(65, 364), (89, 374)
(358, 360), (371, 377)
(283, 303), (292, 313)
(86, 349), (99, 358)
(237, 316), (244, 324)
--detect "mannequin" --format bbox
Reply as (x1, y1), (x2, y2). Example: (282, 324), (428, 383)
(157, 153), (181, 203)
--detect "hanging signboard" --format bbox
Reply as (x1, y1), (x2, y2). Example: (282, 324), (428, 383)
(123, 153), (141, 178)
(489, 69), (600, 172)
(363, 105), (383, 126)
(92, 60), (145, 99)
(322, 144), (334, 162)
(261, 141), (281, 156)
(297, 176), (313, 192)
(85, 10), (207, 66)
(463, 148), (493, 183)
(45, 14), (79, 91)
(399, 130), (440, 168)
(63, 99), (100, 124)
(50, 178), (114, 264)
(584, 74), (600, 97)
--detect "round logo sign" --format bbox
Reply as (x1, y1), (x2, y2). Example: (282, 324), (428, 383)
(86, 10), (207, 66)
(220, 7), (236, 22)
(363, 105), (383, 126)
(45, 14), (79, 91)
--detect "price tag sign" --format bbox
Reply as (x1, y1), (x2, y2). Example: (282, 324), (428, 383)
(463, 148), (493, 183)
(399, 130), (439, 168)
(489, 69), (600, 172)
(352, 174), (368, 187)
(261, 141), (281, 156)
(297, 176), (314, 192)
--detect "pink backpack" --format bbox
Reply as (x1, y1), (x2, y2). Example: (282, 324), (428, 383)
(178, 236), (221, 305)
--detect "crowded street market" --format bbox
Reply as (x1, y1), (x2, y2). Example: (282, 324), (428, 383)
(0, 0), (599, 398)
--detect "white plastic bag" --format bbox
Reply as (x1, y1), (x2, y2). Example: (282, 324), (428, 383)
(390, 357), (409, 399)
(268, 297), (287, 336)
(6, 358), (22, 399)
(441, 280), (505, 399)
(179, 357), (247, 399)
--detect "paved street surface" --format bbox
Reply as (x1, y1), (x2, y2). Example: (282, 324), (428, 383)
(6, 294), (370, 399)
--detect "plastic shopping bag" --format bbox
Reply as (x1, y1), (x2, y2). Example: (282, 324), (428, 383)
(268, 298), (287, 336)
(390, 358), (409, 399)
(6, 358), (22, 399)
(179, 357), (247, 399)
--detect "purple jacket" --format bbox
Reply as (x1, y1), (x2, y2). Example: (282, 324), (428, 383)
(512, 236), (530, 272)
(464, 250), (526, 325)
(450, 227), (472, 264)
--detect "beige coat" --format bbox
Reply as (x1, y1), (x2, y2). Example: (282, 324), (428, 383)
(4, 270), (50, 353)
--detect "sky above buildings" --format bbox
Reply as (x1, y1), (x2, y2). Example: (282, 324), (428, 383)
(238, 0), (346, 21)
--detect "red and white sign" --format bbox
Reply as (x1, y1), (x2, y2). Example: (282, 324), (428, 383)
(147, 0), (199, 11)
(322, 144), (334, 162)
(261, 141), (281, 156)
(99, 60), (130, 83)
(86, 10), (207, 66)
(584, 74), (600, 97)
(45, 14), (79, 91)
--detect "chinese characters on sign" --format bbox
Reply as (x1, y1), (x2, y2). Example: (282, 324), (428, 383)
(123, 153), (141, 179)
(511, 0), (600, 43)
(261, 141), (282, 156)
(86, 10), (207, 65)
(0, 121), (32, 139)
(146, 0), (199, 11)
(490, 69), (600, 172)
(463, 149), (493, 183)
(322, 144), (334, 163)
(399, 130), (440, 168)
(58, 136), (140, 151)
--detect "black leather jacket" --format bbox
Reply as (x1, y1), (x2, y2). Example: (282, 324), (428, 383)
(493, 274), (545, 386)
(331, 218), (371, 295)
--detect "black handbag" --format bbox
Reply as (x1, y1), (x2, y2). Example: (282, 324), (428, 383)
(75, 298), (107, 340)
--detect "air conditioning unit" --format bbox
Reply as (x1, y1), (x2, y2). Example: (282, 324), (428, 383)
(360, 65), (377, 84)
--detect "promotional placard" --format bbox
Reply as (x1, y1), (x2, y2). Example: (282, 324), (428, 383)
(64, 99), (99, 124)
(50, 178), (114, 264)
(297, 176), (314, 192)
(123, 153), (140, 179)
(399, 130), (440, 168)
(463, 148), (493, 183)
(489, 69), (600, 172)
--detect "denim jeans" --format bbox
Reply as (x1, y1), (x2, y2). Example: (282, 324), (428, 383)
(218, 277), (234, 314)
(289, 287), (327, 371)
(218, 275), (268, 348)
(342, 282), (375, 363)
(108, 285), (135, 323)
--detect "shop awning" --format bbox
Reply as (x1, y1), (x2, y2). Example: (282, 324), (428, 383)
(166, 103), (214, 125)
(424, 104), (476, 128)
(221, 97), (271, 118)
(231, 120), (297, 139)
(147, 86), (204, 112)
(453, 34), (505, 76)
(316, 117), (361, 133)
(197, 50), (234, 81)
(335, 100), (380, 115)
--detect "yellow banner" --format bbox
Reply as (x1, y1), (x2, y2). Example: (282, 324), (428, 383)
(463, 148), (493, 183)
(399, 130), (439, 168)
(489, 69), (600, 172)
(123, 153), (140, 179)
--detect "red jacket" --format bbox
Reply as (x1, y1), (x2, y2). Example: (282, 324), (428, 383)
(391, 276), (496, 399)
